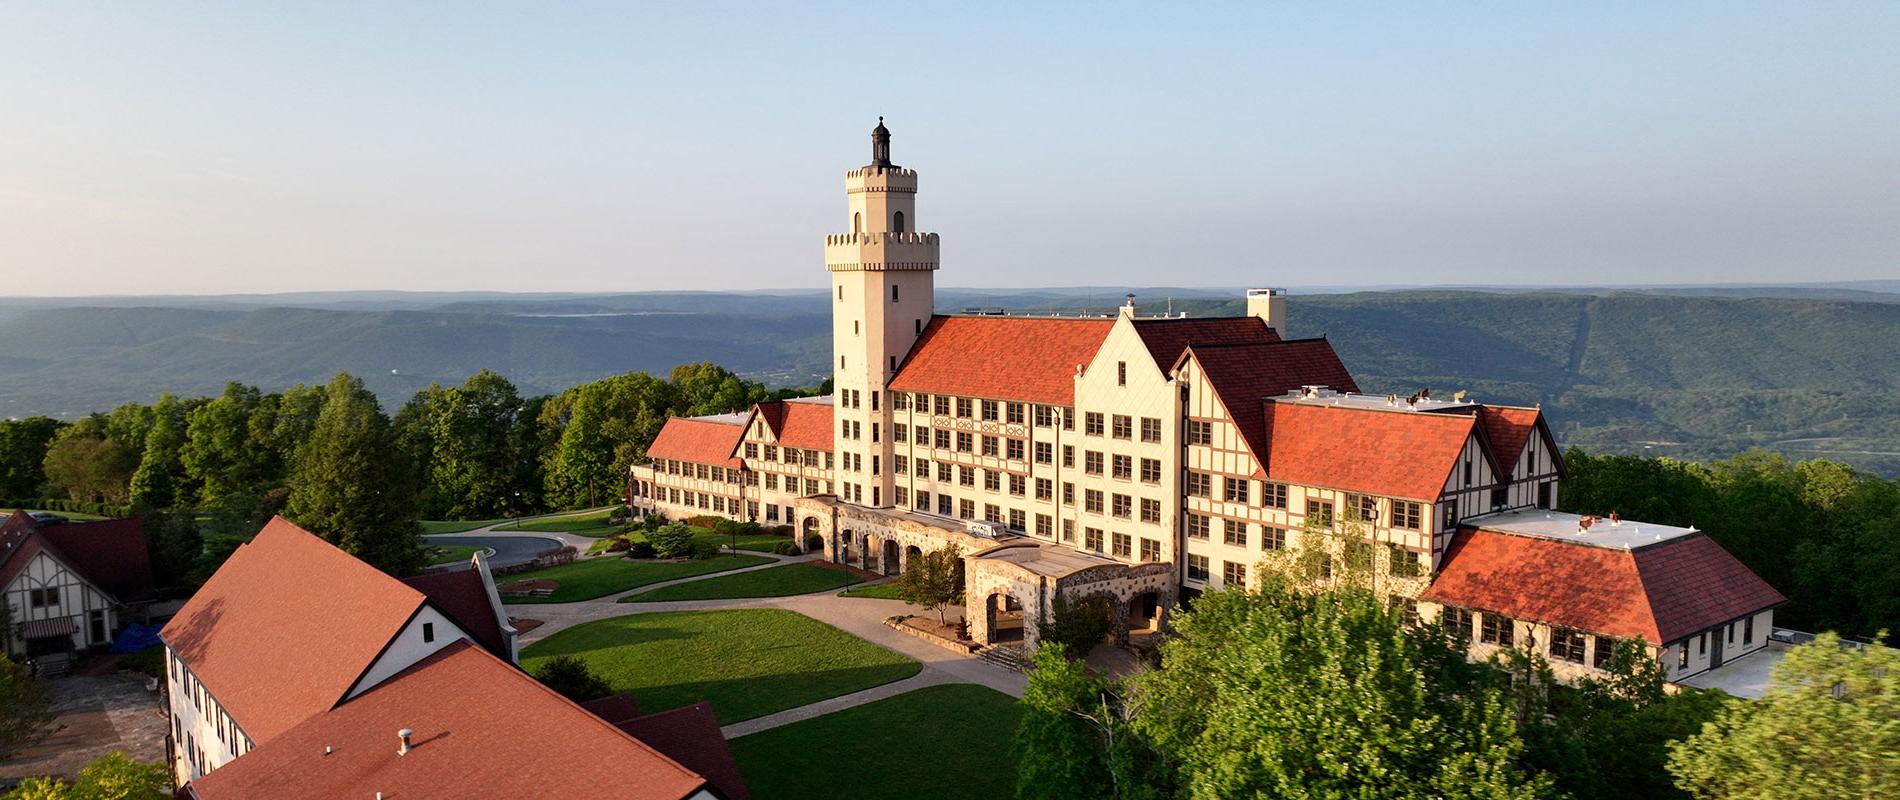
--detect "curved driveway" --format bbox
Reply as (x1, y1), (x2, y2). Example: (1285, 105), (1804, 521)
(424, 534), (562, 570)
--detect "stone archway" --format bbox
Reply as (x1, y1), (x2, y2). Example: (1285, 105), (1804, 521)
(985, 592), (1025, 644)
(882, 539), (901, 576)
(1127, 591), (1160, 633)
(801, 516), (821, 552)
(859, 534), (875, 572)
(839, 529), (853, 566)
(903, 545), (922, 574)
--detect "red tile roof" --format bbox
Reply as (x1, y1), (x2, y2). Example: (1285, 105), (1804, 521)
(1259, 401), (1476, 500)
(187, 641), (710, 800)
(1423, 528), (1786, 644)
(646, 416), (746, 468)
(890, 316), (1115, 405)
(1185, 339), (1361, 472)
(162, 517), (430, 743)
(1130, 316), (1279, 373)
(755, 399), (834, 452)
(618, 702), (751, 800)
(401, 569), (510, 660)
(0, 513), (153, 602)
(1475, 406), (1543, 475)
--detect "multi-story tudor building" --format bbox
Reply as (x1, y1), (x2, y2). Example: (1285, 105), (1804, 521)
(162, 517), (746, 799)
(631, 121), (1783, 686)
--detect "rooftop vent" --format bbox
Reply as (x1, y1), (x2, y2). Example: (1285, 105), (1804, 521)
(398, 728), (414, 756)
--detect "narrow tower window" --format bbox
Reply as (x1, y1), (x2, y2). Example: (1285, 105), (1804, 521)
(838, 286), (844, 301)
(854, 212), (861, 235)
(892, 285), (900, 302)
(893, 211), (906, 233)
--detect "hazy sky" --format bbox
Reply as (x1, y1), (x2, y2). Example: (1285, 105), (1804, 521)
(2, 3), (1896, 296)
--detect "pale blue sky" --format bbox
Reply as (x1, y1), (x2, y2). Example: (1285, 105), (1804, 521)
(2, 3), (1895, 295)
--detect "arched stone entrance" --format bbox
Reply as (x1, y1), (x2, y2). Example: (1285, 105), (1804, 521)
(904, 545), (922, 574)
(838, 529), (853, 566)
(1127, 591), (1161, 633)
(985, 593), (1025, 643)
(881, 539), (901, 576)
(801, 516), (821, 552)
(859, 534), (875, 572)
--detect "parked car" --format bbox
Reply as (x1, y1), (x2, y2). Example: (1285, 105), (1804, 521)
(27, 511), (68, 525)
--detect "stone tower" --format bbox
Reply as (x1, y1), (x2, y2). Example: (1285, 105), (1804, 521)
(827, 119), (938, 509)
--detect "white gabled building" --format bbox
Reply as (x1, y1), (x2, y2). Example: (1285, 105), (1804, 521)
(0, 510), (153, 673)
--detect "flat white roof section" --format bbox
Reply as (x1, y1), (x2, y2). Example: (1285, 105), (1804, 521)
(687, 412), (751, 425)
(1272, 387), (1474, 414)
(1466, 508), (1702, 551)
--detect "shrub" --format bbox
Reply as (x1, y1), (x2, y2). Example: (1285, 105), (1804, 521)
(648, 523), (696, 559)
(625, 540), (657, 559)
(691, 540), (722, 560)
(533, 655), (613, 703)
(767, 524), (794, 537)
(686, 515), (723, 530)
(804, 533), (823, 551)
(773, 541), (802, 556)
(605, 537), (631, 553)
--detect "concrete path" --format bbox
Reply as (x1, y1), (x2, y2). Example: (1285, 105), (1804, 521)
(507, 565), (1027, 737)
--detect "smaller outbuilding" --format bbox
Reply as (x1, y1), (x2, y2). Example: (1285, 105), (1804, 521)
(0, 509), (154, 672)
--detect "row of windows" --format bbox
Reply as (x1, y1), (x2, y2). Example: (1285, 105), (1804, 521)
(1081, 412), (1164, 442)
(1443, 607), (1616, 668)
(740, 442), (831, 469)
(655, 459), (744, 484)
(901, 393), (1069, 428)
(1184, 473), (1426, 531)
(1184, 555), (1249, 587)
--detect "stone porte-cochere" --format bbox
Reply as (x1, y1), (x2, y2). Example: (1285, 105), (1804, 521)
(795, 497), (1176, 649)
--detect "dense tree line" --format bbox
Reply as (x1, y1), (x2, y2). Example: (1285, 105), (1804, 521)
(1560, 447), (1900, 644)
(0, 362), (820, 586)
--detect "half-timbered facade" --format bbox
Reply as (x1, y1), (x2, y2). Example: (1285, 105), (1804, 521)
(0, 510), (152, 670)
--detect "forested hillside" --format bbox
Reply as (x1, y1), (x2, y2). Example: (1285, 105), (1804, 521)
(3, 289), (1897, 473)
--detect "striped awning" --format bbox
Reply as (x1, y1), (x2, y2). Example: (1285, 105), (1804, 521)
(18, 616), (76, 640)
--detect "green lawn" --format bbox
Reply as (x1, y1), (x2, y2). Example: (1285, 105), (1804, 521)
(620, 563), (860, 603)
(731, 684), (1022, 799)
(496, 508), (622, 537)
(418, 518), (508, 534)
(520, 609), (921, 724)
(499, 554), (771, 603)
(429, 544), (487, 565)
(839, 581), (907, 600)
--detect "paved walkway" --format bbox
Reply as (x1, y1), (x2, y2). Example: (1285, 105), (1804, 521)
(499, 539), (1027, 736)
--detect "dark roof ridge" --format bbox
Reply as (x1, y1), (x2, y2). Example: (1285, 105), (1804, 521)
(1186, 336), (1330, 349)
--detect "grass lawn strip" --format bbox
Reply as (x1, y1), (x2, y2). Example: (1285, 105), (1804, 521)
(838, 581), (907, 600)
(501, 554), (771, 603)
(730, 684), (1021, 799)
(428, 544), (487, 565)
(520, 609), (920, 724)
(417, 518), (508, 534)
(496, 508), (621, 537)
(620, 563), (861, 602)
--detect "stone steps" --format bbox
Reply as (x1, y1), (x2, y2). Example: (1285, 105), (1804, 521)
(978, 644), (1031, 673)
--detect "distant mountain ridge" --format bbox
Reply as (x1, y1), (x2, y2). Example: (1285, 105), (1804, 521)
(3, 286), (1897, 474)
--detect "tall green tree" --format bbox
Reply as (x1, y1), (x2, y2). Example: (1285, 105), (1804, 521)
(1013, 645), (1165, 800)
(285, 374), (423, 576)
(2, 750), (171, 799)
(1667, 632), (1898, 800)
(425, 370), (533, 519)
(1129, 586), (1553, 800)
(180, 383), (268, 504)
(0, 654), (51, 759)
(41, 426), (138, 504)
(897, 545), (963, 625)
(0, 417), (65, 498)
(127, 394), (191, 511)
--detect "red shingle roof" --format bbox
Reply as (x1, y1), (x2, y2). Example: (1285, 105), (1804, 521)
(755, 399), (834, 452)
(1259, 402), (1476, 500)
(187, 641), (710, 800)
(0, 514), (153, 603)
(618, 702), (751, 800)
(1130, 316), (1278, 373)
(646, 417), (746, 468)
(1476, 406), (1543, 475)
(890, 316), (1114, 405)
(161, 517), (429, 743)
(1182, 339), (1361, 474)
(1423, 528), (1786, 644)
(401, 569), (510, 660)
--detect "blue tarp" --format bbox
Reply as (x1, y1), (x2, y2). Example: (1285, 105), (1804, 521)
(110, 622), (163, 654)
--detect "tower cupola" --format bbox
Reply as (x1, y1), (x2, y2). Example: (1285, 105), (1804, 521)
(871, 116), (894, 168)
